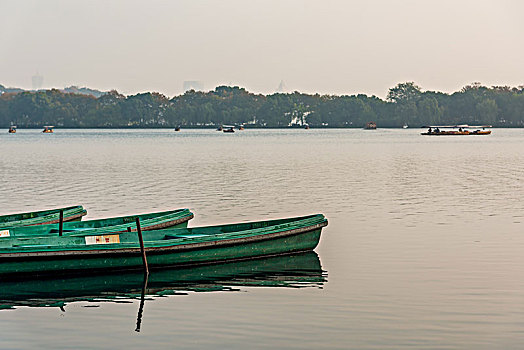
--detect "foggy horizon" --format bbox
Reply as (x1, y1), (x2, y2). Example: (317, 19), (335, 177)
(1, 0), (523, 99)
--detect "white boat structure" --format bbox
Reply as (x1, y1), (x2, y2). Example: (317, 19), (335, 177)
(421, 125), (492, 136)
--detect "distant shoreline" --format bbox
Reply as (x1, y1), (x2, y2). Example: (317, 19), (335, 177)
(4, 126), (520, 130)
(2, 83), (524, 128)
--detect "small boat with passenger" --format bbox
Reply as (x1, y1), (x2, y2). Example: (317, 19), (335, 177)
(8, 126), (16, 133)
(421, 125), (492, 136)
(364, 121), (377, 130)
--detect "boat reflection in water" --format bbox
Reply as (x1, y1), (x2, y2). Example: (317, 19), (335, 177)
(0, 252), (326, 329)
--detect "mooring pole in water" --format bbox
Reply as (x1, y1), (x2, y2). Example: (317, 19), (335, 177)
(135, 217), (149, 274)
(59, 209), (64, 236)
(135, 271), (148, 332)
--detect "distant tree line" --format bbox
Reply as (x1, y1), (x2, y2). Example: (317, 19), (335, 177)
(1, 82), (523, 128)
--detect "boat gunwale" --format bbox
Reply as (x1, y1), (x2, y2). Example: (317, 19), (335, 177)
(109, 212), (194, 233)
(22, 212), (87, 226)
(65, 211), (194, 236)
(0, 205), (83, 219)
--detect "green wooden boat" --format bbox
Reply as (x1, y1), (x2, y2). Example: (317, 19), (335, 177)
(0, 252), (325, 310)
(0, 205), (87, 229)
(2, 208), (194, 238)
(0, 214), (327, 277)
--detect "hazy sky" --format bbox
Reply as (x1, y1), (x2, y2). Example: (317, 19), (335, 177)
(1, 0), (523, 98)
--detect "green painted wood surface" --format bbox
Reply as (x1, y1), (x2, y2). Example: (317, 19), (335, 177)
(3, 208), (194, 237)
(0, 206), (87, 228)
(0, 214), (327, 277)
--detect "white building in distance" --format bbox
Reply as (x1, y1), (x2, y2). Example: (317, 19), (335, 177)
(183, 81), (204, 92)
(276, 80), (287, 93)
(32, 72), (43, 90)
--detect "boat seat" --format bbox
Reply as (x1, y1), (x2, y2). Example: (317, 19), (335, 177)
(164, 234), (208, 240)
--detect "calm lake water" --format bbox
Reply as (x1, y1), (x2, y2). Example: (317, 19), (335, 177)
(0, 128), (523, 349)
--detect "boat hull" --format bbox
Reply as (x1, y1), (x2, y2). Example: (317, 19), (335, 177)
(0, 222), (325, 277)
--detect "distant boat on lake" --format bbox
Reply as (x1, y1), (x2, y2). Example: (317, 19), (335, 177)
(402, 123), (408, 129)
(364, 122), (377, 129)
(421, 125), (492, 136)
(8, 126), (16, 133)
(42, 126), (54, 133)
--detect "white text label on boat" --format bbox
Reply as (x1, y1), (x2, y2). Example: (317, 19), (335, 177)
(85, 234), (120, 245)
